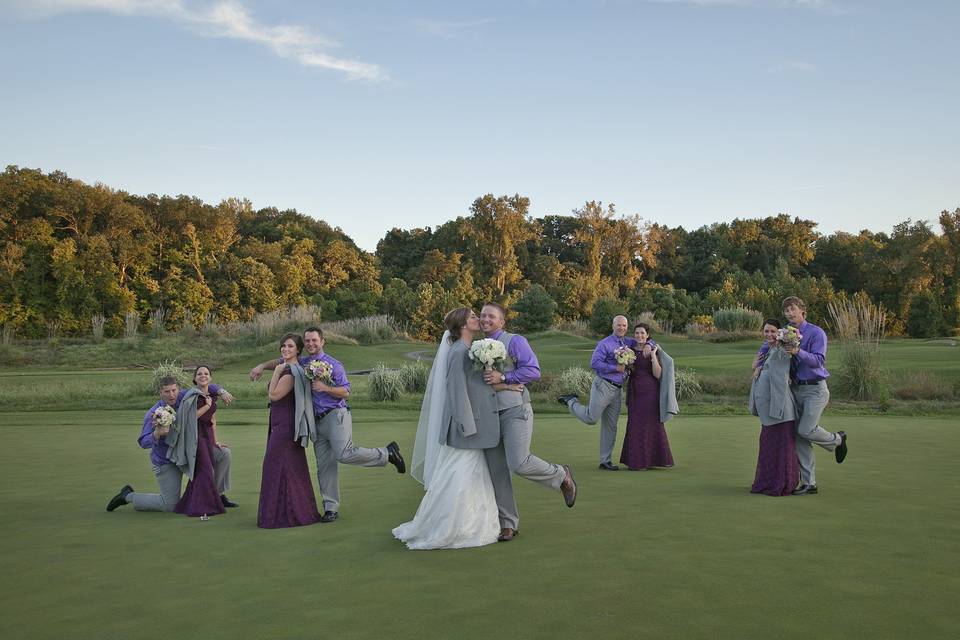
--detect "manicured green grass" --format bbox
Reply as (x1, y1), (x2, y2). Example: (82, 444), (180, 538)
(1, 409), (957, 639)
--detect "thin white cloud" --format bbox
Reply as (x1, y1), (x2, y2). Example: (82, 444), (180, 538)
(17, 0), (387, 81)
(413, 18), (496, 40)
(769, 60), (818, 73)
(643, 0), (843, 11)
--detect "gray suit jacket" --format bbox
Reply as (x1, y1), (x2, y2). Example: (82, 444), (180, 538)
(443, 340), (501, 449)
(165, 387), (201, 480)
(749, 345), (797, 426)
(288, 363), (316, 448)
(657, 348), (680, 424)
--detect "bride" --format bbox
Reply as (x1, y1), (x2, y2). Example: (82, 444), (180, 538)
(393, 307), (521, 550)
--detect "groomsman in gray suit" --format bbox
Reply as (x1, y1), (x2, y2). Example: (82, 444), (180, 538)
(106, 376), (237, 512)
(469, 302), (577, 542)
(558, 315), (634, 470)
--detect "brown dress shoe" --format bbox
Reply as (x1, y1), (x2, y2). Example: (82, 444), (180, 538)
(497, 527), (518, 542)
(561, 465), (577, 508)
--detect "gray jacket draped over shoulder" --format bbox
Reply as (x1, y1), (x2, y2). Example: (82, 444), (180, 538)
(657, 348), (680, 424)
(288, 362), (317, 448)
(165, 387), (201, 480)
(749, 345), (797, 426)
(443, 339), (501, 449)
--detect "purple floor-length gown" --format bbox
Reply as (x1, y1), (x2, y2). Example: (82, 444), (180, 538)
(620, 354), (674, 470)
(750, 421), (800, 496)
(175, 394), (225, 517)
(257, 370), (322, 529)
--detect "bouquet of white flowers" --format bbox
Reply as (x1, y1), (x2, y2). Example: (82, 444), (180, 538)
(305, 359), (334, 384)
(468, 338), (508, 371)
(153, 405), (176, 435)
(614, 346), (636, 366)
(776, 326), (802, 350)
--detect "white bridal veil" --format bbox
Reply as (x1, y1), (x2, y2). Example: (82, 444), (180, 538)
(410, 330), (451, 489)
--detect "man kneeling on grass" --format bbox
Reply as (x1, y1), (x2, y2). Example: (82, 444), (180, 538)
(106, 376), (238, 512)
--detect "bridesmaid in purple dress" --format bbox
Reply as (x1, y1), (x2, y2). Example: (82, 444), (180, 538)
(749, 319), (800, 496)
(620, 323), (674, 470)
(175, 365), (226, 517)
(257, 333), (322, 529)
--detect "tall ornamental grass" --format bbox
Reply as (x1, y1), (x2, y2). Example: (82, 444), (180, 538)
(150, 360), (192, 393)
(675, 368), (703, 401)
(244, 305), (321, 344)
(634, 311), (662, 333)
(554, 319), (592, 338)
(368, 363), (405, 401)
(124, 311), (140, 338)
(827, 297), (887, 401)
(91, 314), (106, 341)
(150, 307), (168, 337)
(398, 360), (429, 394)
(549, 366), (594, 399)
(712, 306), (763, 333)
(322, 315), (402, 344)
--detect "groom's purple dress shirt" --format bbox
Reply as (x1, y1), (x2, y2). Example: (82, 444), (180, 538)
(137, 385), (220, 466)
(756, 320), (829, 382)
(592, 334), (637, 386)
(298, 353), (349, 413)
(488, 329), (540, 384)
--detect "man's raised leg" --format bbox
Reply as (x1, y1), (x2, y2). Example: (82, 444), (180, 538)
(500, 404), (566, 490)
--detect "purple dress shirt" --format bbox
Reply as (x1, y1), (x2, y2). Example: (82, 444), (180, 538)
(592, 334), (638, 386)
(298, 353), (349, 414)
(138, 385), (220, 466)
(756, 320), (829, 382)
(488, 329), (541, 385)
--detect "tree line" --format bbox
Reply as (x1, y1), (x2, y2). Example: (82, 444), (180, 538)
(1, 165), (957, 341)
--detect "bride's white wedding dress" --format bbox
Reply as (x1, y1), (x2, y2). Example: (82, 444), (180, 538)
(392, 445), (499, 549)
(392, 331), (500, 550)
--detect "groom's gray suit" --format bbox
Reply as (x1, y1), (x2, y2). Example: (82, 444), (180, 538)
(444, 337), (565, 531)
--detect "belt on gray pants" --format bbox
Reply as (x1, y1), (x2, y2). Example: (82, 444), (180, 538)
(316, 407), (349, 420)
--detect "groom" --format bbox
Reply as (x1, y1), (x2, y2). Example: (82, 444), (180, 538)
(472, 302), (577, 542)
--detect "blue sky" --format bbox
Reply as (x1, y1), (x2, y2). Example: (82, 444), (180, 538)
(1, 0), (957, 251)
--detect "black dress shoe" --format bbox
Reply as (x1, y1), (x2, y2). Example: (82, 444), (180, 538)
(106, 484), (133, 511)
(557, 394), (577, 406)
(387, 441), (406, 474)
(320, 511), (339, 523)
(561, 465), (577, 508)
(598, 462), (620, 471)
(835, 431), (848, 464)
(791, 484), (818, 496)
(220, 495), (239, 508)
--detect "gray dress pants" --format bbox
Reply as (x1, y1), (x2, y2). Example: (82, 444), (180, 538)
(567, 376), (623, 464)
(792, 382), (841, 486)
(312, 408), (387, 513)
(485, 403), (565, 530)
(130, 446), (232, 512)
